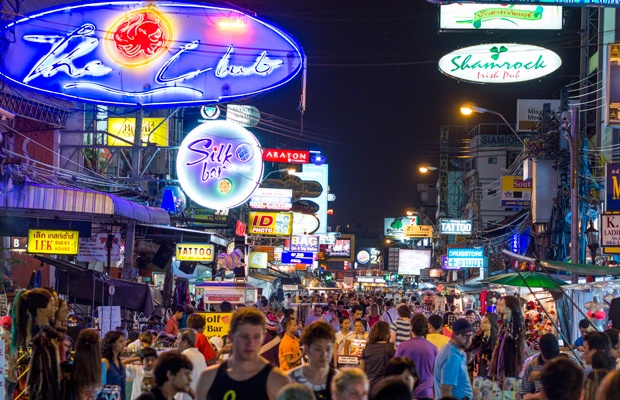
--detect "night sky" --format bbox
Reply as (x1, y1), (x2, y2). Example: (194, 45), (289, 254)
(232, 1), (582, 230)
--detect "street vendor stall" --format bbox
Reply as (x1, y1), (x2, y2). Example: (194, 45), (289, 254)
(194, 281), (257, 308)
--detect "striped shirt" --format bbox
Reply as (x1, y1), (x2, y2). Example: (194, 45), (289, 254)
(390, 319), (411, 347)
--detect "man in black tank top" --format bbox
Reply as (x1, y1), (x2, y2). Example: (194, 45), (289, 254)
(195, 308), (291, 400)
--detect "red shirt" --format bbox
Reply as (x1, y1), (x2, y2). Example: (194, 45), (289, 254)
(166, 317), (179, 336)
(195, 332), (217, 363)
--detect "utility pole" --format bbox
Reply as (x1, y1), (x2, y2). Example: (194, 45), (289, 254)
(568, 107), (580, 284)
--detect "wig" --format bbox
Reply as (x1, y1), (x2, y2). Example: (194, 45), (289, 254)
(71, 329), (102, 396)
(11, 289), (53, 354)
(484, 312), (500, 350)
(27, 327), (60, 400)
(490, 296), (526, 380)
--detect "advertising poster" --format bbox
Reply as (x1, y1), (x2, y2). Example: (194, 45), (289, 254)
(107, 118), (168, 146)
(500, 176), (532, 207)
(440, 4), (562, 30)
(175, 243), (214, 262)
(397, 249), (431, 275)
(78, 233), (121, 262)
(28, 229), (79, 255)
(609, 43), (620, 125)
(606, 163), (620, 212)
(197, 313), (232, 340)
(248, 212), (293, 236)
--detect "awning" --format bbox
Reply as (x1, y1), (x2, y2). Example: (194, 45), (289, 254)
(37, 255), (155, 315)
(248, 272), (279, 283)
(137, 223), (232, 245)
(540, 260), (620, 276)
(2, 182), (169, 225)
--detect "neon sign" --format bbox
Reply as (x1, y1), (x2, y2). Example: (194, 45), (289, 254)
(438, 43), (561, 84)
(176, 121), (263, 210)
(429, 0), (620, 7)
(1, 2), (305, 107)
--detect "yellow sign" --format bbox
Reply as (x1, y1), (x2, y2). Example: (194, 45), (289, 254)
(248, 212), (293, 236)
(404, 225), (433, 238)
(107, 118), (168, 147)
(197, 312), (232, 340)
(175, 243), (214, 262)
(28, 229), (79, 255)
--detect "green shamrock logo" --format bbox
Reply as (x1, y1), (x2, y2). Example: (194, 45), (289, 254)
(490, 46), (508, 61)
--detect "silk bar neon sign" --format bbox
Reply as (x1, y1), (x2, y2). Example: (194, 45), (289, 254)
(1, 2), (305, 107)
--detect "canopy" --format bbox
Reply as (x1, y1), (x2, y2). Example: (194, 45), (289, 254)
(540, 260), (620, 276)
(37, 256), (155, 316)
(480, 271), (567, 289)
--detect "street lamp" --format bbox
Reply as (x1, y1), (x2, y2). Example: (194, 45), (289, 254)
(460, 104), (525, 147)
(585, 221), (599, 283)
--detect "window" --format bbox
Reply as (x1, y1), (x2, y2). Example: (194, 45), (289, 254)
(488, 157), (497, 164)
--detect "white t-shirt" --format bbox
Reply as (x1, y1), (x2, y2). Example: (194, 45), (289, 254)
(175, 347), (207, 400)
(126, 363), (148, 400)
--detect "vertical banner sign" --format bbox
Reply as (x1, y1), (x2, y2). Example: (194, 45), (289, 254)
(439, 127), (449, 217)
(608, 44), (620, 125)
(500, 176), (532, 207)
(606, 163), (620, 211)
(0, 339), (4, 400)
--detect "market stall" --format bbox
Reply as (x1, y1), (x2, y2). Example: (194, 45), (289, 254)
(194, 281), (257, 309)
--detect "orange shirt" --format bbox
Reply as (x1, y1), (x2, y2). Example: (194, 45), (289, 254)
(279, 333), (301, 371)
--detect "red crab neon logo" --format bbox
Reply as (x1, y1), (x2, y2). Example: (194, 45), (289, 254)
(104, 7), (173, 68)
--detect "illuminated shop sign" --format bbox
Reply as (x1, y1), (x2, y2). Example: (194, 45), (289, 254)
(177, 121), (263, 210)
(290, 235), (319, 252)
(440, 4), (562, 30)
(501, 176), (532, 207)
(1, 2), (305, 107)
(447, 248), (485, 269)
(263, 149), (310, 164)
(439, 219), (473, 235)
(429, 0), (619, 6)
(248, 212), (293, 236)
(108, 118), (168, 147)
(404, 225), (433, 238)
(249, 188), (293, 211)
(175, 243), (214, 262)
(438, 43), (561, 84)
(356, 248), (381, 265)
(28, 229), (79, 255)
(282, 251), (314, 265)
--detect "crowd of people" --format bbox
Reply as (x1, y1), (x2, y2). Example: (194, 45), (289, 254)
(6, 289), (620, 400)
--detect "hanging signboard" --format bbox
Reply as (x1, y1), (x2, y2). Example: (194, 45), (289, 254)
(384, 216), (418, 239)
(175, 243), (214, 262)
(606, 163), (620, 212)
(248, 212), (293, 236)
(404, 225), (433, 238)
(107, 118), (168, 147)
(440, 4), (563, 30)
(290, 235), (320, 252)
(263, 149), (310, 164)
(0, 2), (305, 107)
(516, 99), (561, 132)
(440, 219), (473, 235)
(78, 233), (121, 262)
(177, 121), (263, 210)
(28, 229), (79, 255)
(226, 105), (260, 128)
(197, 312), (232, 340)
(447, 248), (485, 269)
(282, 251), (314, 265)
(429, 0), (619, 7)
(438, 43), (562, 84)
(249, 188), (293, 211)
(501, 176), (532, 207)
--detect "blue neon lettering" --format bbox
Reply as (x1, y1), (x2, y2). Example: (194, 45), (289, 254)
(185, 138), (234, 182)
(23, 24), (112, 83)
(155, 40), (212, 84)
(215, 45), (283, 78)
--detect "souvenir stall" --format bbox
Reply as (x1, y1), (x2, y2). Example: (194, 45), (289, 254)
(194, 281), (258, 310)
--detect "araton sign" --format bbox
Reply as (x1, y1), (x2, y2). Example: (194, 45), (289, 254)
(438, 43), (561, 84)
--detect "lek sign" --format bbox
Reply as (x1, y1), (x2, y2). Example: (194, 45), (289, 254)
(438, 43), (561, 84)
(0, 2), (304, 107)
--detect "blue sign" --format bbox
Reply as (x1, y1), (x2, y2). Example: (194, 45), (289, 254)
(606, 163), (620, 212)
(282, 251), (314, 265)
(0, 2), (304, 107)
(428, 0), (620, 7)
(447, 248), (485, 269)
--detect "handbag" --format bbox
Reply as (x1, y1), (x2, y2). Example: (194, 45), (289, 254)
(95, 385), (121, 400)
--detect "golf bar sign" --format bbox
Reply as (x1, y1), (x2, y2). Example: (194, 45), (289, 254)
(438, 43), (561, 84)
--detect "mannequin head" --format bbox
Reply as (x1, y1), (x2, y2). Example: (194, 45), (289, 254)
(12, 288), (55, 352)
(498, 296), (520, 322)
(482, 313), (499, 336)
(55, 298), (69, 331)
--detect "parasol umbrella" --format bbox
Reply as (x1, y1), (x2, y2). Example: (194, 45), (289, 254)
(479, 271), (567, 289)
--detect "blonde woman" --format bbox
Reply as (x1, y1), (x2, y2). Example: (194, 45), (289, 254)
(331, 368), (368, 400)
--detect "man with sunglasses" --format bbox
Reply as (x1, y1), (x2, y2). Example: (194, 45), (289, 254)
(433, 318), (474, 400)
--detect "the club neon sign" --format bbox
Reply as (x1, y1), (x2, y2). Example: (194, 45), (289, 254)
(1, 2), (305, 107)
